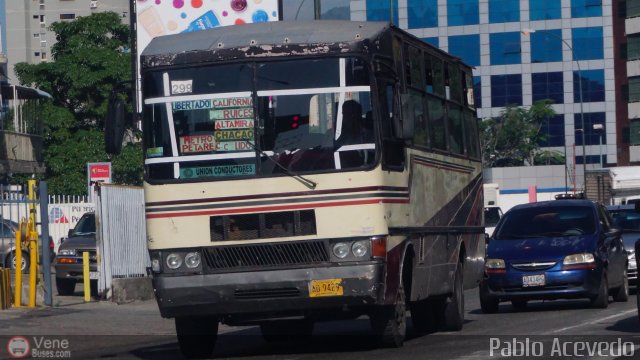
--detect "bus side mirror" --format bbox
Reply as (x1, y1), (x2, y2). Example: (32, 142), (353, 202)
(105, 96), (127, 155)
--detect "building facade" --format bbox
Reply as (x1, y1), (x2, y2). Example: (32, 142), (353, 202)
(4, 0), (129, 84)
(290, 0), (624, 190)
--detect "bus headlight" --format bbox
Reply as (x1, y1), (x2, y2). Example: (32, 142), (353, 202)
(166, 253), (183, 269)
(352, 241), (368, 257)
(184, 252), (201, 269)
(332, 243), (349, 258)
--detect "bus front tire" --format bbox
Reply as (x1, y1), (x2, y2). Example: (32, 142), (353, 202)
(175, 316), (218, 359)
(370, 283), (406, 348)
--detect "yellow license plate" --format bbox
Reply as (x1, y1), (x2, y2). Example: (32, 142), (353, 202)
(309, 279), (343, 297)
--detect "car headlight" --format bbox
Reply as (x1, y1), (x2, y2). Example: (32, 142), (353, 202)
(58, 249), (76, 256)
(485, 258), (505, 269)
(332, 243), (349, 258)
(562, 253), (596, 270)
(351, 241), (368, 257)
(166, 253), (183, 269)
(184, 252), (201, 269)
(563, 253), (595, 265)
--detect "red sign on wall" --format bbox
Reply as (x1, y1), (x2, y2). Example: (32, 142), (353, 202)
(89, 163), (111, 180)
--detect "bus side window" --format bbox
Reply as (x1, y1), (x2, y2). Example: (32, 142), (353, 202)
(380, 82), (405, 170)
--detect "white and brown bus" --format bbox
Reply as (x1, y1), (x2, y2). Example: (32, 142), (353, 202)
(107, 20), (485, 358)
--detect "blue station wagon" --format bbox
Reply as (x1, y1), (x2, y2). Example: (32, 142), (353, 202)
(480, 199), (628, 312)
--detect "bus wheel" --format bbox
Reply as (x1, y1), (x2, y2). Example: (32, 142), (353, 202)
(260, 320), (314, 342)
(442, 263), (464, 331)
(409, 299), (438, 334)
(175, 316), (218, 359)
(370, 283), (406, 348)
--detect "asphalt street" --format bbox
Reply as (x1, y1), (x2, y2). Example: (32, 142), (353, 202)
(1, 285), (639, 360)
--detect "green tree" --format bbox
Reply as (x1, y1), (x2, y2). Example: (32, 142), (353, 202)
(480, 100), (564, 168)
(14, 12), (142, 195)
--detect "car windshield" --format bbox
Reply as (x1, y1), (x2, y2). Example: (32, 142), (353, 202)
(494, 205), (596, 240)
(74, 214), (96, 235)
(142, 57), (376, 182)
(609, 209), (640, 231)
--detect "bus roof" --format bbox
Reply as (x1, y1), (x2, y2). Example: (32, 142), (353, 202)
(142, 20), (388, 58)
(140, 20), (470, 70)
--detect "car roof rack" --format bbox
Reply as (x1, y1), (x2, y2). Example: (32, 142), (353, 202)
(555, 193), (585, 200)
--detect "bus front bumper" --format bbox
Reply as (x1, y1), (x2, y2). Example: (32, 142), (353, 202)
(153, 263), (385, 319)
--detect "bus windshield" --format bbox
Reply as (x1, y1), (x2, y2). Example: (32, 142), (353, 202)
(142, 57), (375, 181)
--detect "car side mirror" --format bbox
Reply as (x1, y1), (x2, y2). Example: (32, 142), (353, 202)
(485, 233), (491, 245)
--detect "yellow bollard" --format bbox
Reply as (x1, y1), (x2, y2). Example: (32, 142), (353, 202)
(13, 222), (24, 308)
(28, 230), (37, 308)
(83, 252), (90, 302)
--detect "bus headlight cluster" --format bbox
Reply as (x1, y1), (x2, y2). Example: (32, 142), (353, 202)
(332, 240), (370, 260)
(164, 251), (202, 272)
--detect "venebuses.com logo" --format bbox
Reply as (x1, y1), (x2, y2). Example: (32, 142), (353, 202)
(6, 336), (30, 359)
(5, 336), (71, 359)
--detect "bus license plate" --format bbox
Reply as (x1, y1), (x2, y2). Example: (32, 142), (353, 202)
(89, 272), (99, 280)
(309, 279), (343, 297)
(522, 274), (545, 287)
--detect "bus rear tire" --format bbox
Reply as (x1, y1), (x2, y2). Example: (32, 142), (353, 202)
(175, 316), (218, 359)
(370, 283), (406, 348)
(442, 264), (464, 331)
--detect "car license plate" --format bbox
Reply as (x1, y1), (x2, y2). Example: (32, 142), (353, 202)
(309, 279), (343, 297)
(522, 274), (545, 287)
(89, 272), (99, 280)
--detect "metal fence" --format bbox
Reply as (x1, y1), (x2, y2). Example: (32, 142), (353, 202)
(94, 184), (149, 297)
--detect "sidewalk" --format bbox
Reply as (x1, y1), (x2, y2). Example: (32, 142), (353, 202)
(0, 295), (176, 336)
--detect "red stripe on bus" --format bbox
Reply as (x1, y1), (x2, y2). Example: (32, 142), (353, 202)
(146, 198), (409, 219)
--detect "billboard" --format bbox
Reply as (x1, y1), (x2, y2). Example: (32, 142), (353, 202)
(134, 0), (281, 111)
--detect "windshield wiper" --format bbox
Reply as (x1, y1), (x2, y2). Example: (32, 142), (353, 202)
(241, 140), (317, 190)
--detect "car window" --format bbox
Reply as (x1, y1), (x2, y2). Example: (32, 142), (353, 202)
(0, 223), (14, 238)
(73, 214), (96, 235)
(598, 205), (611, 231)
(495, 205), (596, 239)
(485, 207), (502, 227)
(610, 210), (640, 231)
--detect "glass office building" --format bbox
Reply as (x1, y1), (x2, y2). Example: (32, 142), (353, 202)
(285, 1), (628, 187)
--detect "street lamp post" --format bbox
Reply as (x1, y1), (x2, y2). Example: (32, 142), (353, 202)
(522, 28), (586, 193)
(593, 123), (604, 168)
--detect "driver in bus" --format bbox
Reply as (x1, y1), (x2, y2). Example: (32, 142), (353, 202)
(336, 100), (373, 166)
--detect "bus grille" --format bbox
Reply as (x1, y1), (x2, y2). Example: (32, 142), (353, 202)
(210, 210), (317, 241)
(202, 240), (329, 271)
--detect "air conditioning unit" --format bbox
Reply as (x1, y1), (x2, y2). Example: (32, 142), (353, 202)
(90, 1), (98, 9)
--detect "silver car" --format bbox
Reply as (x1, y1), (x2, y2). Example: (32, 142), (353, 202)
(607, 205), (640, 285)
(1, 218), (54, 271)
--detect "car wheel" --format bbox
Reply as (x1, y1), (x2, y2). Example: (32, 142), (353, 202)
(55, 278), (76, 296)
(612, 270), (629, 302)
(260, 319), (314, 342)
(511, 300), (528, 311)
(442, 263), (464, 331)
(175, 316), (218, 359)
(479, 282), (499, 314)
(6, 252), (29, 272)
(591, 271), (609, 309)
(370, 282), (406, 348)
